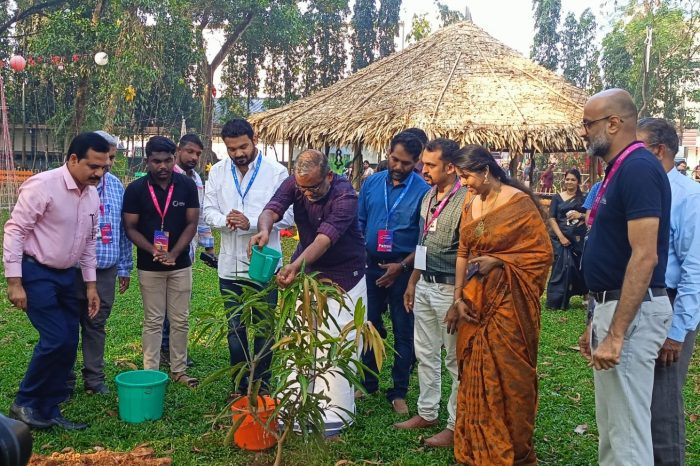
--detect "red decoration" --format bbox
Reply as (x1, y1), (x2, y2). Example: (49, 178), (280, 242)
(211, 87), (217, 97)
(9, 55), (26, 72)
(72, 54), (80, 63)
(27, 56), (35, 66)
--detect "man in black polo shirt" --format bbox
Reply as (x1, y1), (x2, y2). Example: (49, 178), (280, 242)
(123, 136), (200, 387)
(578, 89), (672, 466)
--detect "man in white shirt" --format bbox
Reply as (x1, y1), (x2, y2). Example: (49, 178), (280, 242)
(203, 119), (292, 396)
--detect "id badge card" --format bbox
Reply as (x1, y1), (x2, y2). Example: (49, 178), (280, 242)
(154, 230), (170, 252)
(428, 219), (437, 232)
(377, 229), (393, 253)
(99, 223), (113, 245)
(414, 245), (427, 271)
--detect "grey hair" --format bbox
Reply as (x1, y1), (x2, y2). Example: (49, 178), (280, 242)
(637, 118), (679, 156)
(93, 130), (118, 147)
(294, 149), (329, 176)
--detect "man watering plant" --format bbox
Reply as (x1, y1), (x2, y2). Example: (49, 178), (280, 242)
(249, 149), (366, 438)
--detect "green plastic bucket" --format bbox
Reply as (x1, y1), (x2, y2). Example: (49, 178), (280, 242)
(248, 246), (282, 283)
(115, 370), (168, 423)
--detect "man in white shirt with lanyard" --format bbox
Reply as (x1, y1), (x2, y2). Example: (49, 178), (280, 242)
(203, 119), (292, 397)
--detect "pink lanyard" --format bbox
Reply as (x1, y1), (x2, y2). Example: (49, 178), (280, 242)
(587, 142), (645, 227)
(422, 180), (461, 238)
(147, 182), (175, 230)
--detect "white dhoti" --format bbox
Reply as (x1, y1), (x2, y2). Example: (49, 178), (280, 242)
(288, 276), (367, 437)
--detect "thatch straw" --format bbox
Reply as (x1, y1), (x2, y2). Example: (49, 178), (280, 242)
(249, 21), (588, 154)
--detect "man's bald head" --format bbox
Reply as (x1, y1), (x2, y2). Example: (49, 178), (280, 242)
(580, 88), (639, 160)
(295, 149), (329, 177)
(585, 88), (638, 128)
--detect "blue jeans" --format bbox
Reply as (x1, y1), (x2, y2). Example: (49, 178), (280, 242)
(361, 261), (414, 401)
(221, 278), (277, 393)
(15, 258), (79, 419)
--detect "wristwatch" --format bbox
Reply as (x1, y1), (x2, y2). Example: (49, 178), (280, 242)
(400, 261), (410, 272)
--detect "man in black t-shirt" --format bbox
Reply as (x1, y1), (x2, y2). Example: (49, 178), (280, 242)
(122, 136), (200, 387)
(577, 89), (672, 466)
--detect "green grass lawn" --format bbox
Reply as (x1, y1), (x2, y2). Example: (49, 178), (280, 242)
(0, 229), (698, 465)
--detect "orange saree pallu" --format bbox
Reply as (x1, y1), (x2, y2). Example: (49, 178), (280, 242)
(454, 193), (552, 465)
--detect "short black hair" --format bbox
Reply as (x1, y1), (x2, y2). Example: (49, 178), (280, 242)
(66, 132), (111, 162)
(637, 117), (679, 156)
(179, 133), (204, 150)
(145, 136), (177, 157)
(390, 131), (423, 160)
(221, 119), (254, 140)
(676, 160), (687, 167)
(424, 138), (460, 164)
(403, 127), (428, 146)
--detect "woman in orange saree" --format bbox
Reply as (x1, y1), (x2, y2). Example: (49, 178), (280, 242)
(446, 146), (552, 465)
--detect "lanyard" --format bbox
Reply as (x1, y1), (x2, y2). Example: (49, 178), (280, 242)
(384, 172), (415, 229)
(98, 175), (107, 216)
(231, 154), (262, 204)
(587, 142), (645, 227)
(148, 181), (175, 230)
(421, 180), (461, 240)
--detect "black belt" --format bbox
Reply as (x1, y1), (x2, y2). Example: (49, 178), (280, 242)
(592, 287), (667, 304)
(22, 255), (72, 273)
(421, 273), (455, 285)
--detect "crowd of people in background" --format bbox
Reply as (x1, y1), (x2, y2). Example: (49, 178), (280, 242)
(3, 87), (699, 465)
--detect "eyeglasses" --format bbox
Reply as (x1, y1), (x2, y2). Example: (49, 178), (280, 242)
(581, 115), (623, 131)
(296, 177), (327, 193)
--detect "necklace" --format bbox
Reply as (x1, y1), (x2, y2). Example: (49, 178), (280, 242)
(474, 188), (501, 237)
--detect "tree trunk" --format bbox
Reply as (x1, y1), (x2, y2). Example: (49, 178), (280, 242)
(197, 11), (255, 168)
(200, 60), (216, 168)
(287, 138), (294, 174)
(352, 141), (363, 190)
(72, 0), (105, 136)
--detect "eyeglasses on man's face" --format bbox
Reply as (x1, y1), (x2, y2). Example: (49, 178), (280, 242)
(296, 175), (329, 193)
(581, 115), (624, 131)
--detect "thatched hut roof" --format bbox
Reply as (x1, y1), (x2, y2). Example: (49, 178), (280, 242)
(249, 21), (588, 154)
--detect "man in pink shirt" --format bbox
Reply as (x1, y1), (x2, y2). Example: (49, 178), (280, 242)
(3, 132), (110, 430)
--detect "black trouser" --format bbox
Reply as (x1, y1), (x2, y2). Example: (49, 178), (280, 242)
(221, 278), (277, 393)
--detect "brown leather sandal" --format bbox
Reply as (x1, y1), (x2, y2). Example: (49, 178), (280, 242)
(171, 371), (199, 388)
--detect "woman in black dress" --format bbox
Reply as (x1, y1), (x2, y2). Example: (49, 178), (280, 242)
(546, 169), (587, 309)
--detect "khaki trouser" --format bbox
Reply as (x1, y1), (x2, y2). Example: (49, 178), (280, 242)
(592, 294), (672, 466)
(138, 267), (192, 374)
(413, 278), (458, 430)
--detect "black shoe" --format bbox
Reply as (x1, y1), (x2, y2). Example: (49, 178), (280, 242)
(9, 403), (53, 429)
(160, 349), (171, 367)
(48, 414), (89, 431)
(85, 383), (109, 395)
(186, 356), (194, 367)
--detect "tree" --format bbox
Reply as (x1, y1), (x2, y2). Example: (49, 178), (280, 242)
(0, 0), (71, 37)
(405, 13), (431, 44)
(351, 0), (376, 71)
(578, 8), (602, 93)
(377, 0), (401, 58)
(435, 1), (466, 27)
(601, 0), (700, 121)
(531, 0), (561, 71)
(560, 12), (583, 85)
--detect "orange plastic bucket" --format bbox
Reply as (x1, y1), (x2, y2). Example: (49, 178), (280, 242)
(230, 395), (278, 450)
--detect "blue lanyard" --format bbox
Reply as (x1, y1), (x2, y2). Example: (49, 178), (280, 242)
(231, 154), (262, 203)
(383, 172), (414, 229)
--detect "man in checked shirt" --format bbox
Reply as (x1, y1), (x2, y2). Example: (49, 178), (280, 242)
(67, 131), (133, 396)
